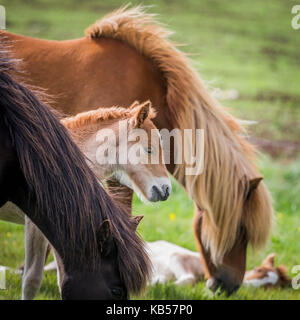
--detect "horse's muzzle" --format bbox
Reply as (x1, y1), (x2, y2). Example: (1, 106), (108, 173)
(150, 184), (170, 201)
(206, 275), (241, 296)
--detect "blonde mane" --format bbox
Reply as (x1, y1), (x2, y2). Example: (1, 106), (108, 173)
(62, 100), (156, 130)
(85, 5), (273, 263)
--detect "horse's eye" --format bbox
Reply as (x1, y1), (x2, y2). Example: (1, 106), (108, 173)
(111, 287), (123, 298)
(144, 146), (153, 154)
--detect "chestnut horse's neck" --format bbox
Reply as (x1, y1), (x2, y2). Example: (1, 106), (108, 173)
(0, 30), (167, 119)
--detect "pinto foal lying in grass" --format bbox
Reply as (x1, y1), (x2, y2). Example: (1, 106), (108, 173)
(145, 242), (291, 288)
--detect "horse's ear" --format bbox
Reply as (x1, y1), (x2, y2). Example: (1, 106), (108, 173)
(245, 177), (263, 201)
(129, 101), (140, 110)
(132, 215), (144, 230)
(262, 253), (276, 268)
(97, 220), (113, 254)
(133, 101), (151, 128)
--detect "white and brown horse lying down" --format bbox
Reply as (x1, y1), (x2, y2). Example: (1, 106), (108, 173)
(0, 101), (171, 300)
(144, 242), (290, 288)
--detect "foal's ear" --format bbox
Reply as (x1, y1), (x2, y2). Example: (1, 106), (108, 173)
(132, 215), (144, 230)
(97, 220), (113, 253)
(245, 177), (263, 201)
(262, 253), (276, 268)
(133, 101), (151, 127)
(129, 100), (140, 109)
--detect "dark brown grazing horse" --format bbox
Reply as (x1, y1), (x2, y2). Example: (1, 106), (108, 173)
(1, 6), (273, 294)
(0, 45), (150, 299)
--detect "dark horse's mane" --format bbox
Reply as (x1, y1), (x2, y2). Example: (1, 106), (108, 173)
(0, 45), (150, 294)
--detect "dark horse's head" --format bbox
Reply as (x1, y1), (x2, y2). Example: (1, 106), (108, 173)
(59, 216), (144, 300)
(0, 45), (150, 299)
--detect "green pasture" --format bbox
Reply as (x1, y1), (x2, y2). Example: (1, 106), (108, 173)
(0, 0), (299, 300)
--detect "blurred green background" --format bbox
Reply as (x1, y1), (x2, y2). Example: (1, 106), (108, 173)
(0, 0), (299, 300)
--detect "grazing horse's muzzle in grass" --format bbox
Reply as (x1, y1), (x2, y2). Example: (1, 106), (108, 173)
(194, 206), (248, 296)
(61, 272), (128, 300)
(55, 219), (137, 300)
(60, 267), (128, 300)
(206, 271), (241, 295)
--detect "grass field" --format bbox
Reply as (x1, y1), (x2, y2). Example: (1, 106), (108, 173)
(0, 0), (299, 300)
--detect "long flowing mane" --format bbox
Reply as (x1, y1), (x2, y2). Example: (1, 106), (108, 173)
(85, 5), (273, 263)
(0, 46), (150, 294)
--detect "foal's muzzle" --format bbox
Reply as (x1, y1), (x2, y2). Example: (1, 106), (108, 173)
(150, 184), (170, 202)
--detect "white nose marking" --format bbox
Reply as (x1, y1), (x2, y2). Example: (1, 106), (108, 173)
(244, 271), (278, 287)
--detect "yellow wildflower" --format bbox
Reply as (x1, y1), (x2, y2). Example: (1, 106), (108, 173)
(169, 213), (176, 221)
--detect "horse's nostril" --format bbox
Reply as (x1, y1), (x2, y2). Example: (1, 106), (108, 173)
(161, 184), (170, 200)
(150, 185), (161, 202)
(150, 185), (171, 202)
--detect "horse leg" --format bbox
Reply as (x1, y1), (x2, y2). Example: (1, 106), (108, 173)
(22, 216), (48, 300)
(193, 205), (247, 294)
(105, 178), (133, 216)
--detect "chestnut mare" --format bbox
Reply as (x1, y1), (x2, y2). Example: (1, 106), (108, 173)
(1, 6), (273, 294)
(0, 46), (151, 299)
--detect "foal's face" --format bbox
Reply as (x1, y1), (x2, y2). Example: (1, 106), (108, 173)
(60, 221), (128, 300)
(85, 102), (171, 202)
(115, 117), (171, 202)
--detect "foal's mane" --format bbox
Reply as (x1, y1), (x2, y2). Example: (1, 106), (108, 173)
(86, 5), (273, 263)
(0, 46), (150, 294)
(62, 101), (156, 130)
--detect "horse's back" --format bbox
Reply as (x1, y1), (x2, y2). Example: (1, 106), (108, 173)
(2, 31), (165, 116)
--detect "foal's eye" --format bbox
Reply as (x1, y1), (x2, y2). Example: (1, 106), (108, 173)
(144, 146), (153, 154)
(111, 287), (123, 298)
